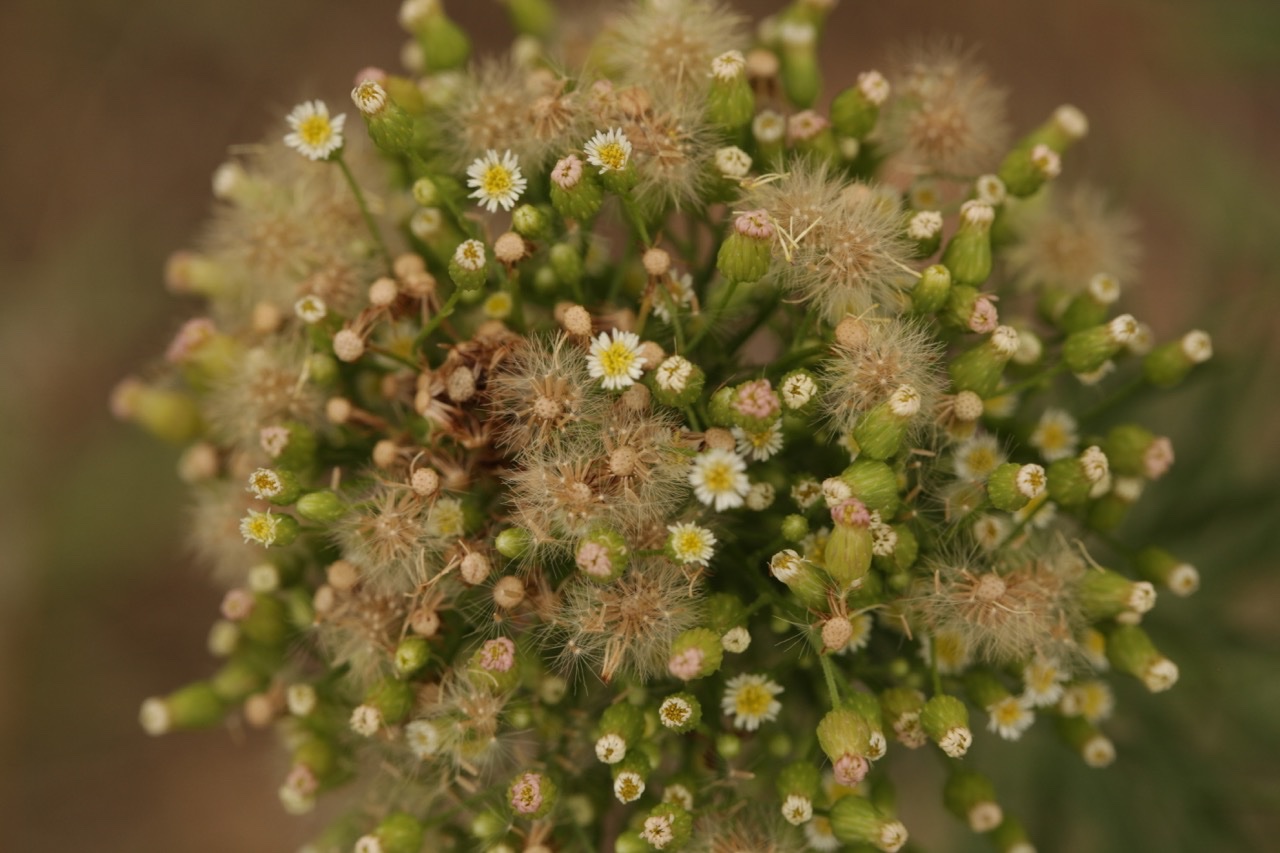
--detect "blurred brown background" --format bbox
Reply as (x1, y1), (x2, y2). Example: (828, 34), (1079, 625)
(2, 0), (1278, 850)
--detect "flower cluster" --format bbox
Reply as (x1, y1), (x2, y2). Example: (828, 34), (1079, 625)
(119, 1), (1212, 851)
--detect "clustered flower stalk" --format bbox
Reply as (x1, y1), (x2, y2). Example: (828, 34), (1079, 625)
(118, 1), (1212, 851)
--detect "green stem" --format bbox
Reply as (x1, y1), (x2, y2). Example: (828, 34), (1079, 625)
(1082, 375), (1146, 422)
(689, 278), (742, 349)
(819, 653), (843, 707)
(682, 406), (701, 432)
(336, 154), (392, 270)
(930, 636), (943, 697)
(619, 195), (652, 245)
(414, 289), (462, 350)
(1000, 361), (1069, 398)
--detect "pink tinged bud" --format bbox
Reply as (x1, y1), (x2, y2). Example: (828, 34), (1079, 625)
(733, 379), (782, 419)
(1143, 437), (1174, 479)
(968, 297), (999, 334)
(834, 753), (870, 786)
(220, 588), (255, 621)
(734, 209), (775, 240)
(668, 647), (705, 680)
(831, 498), (871, 528)
(576, 541), (613, 578)
(165, 318), (217, 363)
(285, 763), (319, 796)
(551, 155), (584, 189)
(510, 773), (544, 814)
(353, 66), (387, 86)
(479, 637), (516, 672)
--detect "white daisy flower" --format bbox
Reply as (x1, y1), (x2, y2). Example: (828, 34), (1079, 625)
(1031, 408), (1079, 462)
(689, 448), (750, 511)
(294, 295), (327, 324)
(987, 696), (1035, 741)
(733, 422), (784, 461)
(667, 522), (716, 566)
(466, 149), (527, 212)
(803, 815), (841, 852)
(239, 508), (281, 546)
(953, 433), (1006, 481)
(1021, 657), (1069, 708)
(284, 100), (346, 161)
(584, 127), (632, 172)
(721, 673), (783, 731)
(404, 720), (441, 759)
(653, 272), (695, 323)
(791, 477), (822, 510)
(587, 328), (645, 390)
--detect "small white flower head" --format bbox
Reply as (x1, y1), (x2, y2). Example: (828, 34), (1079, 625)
(398, 0), (439, 30)
(908, 210), (943, 240)
(409, 207), (443, 240)
(246, 468), (283, 500)
(654, 355), (693, 392)
(711, 49), (746, 81)
(667, 522), (716, 566)
(453, 239), (486, 272)
(1022, 657), (1068, 707)
(286, 684), (317, 717)
(259, 426), (290, 458)
(1031, 408), (1079, 462)
(293, 295), (327, 324)
(857, 69), (891, 105)
(991, 324), (1020, 355)
(690, 448), (750, 511)
(658, 696), (696, 731)
(284, 100), (345, 161)
(889, 384), (922, 417)
(211, 160), (247, 200)
(247, 563), (279, 592)
(550, 154), (584, 189)
(1031, 143), (1062, 178)
(1106, 313), (1139, 345)
(1088, 272), (1122, 304)
(206, 620), (239, 657)
(940, 726), (973, 758)
(1013, 326), (1044, 365)
(752, 109), (786, 143)
(804, 816), (841, 852)
(349, 703), (383, 737)
(787, 110), (828, 143)
(821, 477), (853, 507)
(953, 433), (1006, 481)
(466, 149), (527, 212)
(351, 79), (387, 116)
(1112, 475), (1145, 503)
(714, 145), (752, 178)
(971, 514), (1009, 551)
(588, 328), (645, 390)
(969, 802), (1003, 833)
(870, 512), (899, 557)
(879, 821), (909, 852)
(733, 423), (784, 462)
(482, 291), (513, 320)
(239, 508), (281, 546)
(354, 835), (384, 853)
(1128, 580), (1158, 614)
(642, 814), (675, 848)
(781, 372), (817, 409)
(595, 733), (628, 764)
(1169, 563), (1200, 597)
(779, 19), (816, 48)
(987, 697), (1035, 741)
(1055, 103), (1089, 139)
(139, 697), (170, 736)
(1077, 359), (1116, 386)
(1016, 463), (1047, 499)
(721, 625), (751, 653)
(1083, 734), (1116, 768)
(722, 673), (783, 731)
(975, 174), (1007, 205)
(1181, 330), (1213, 363)
(791, 477), (823, 509)
(613, 770), (645, 803)
(1080, 445), (1110, 483)
(781, 793), (814, 826)
(746, 481), (776, 511)
(663, 784), (693, 811)
(405, 719), (441, 759)
(584, 127), (632, 173)
(961, 199), (995, 226)
(1143, 657), (1180, 692)
(653, 272), (694, 324)
(1126, 320), (1155, 355)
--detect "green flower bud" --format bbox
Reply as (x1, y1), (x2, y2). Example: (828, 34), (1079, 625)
(963, 668), (1011, 709)
(295, 490), (346, 523)
(941, 201), (995, 286)
(649, 355), (705, 408)
(140, 682), (225, 734)
(707, 51), (754, 130)
(825, 499), (874, 589)
(873, 523), (918, 574)
(245, 467), (302, 506)
(839, 459), (901, 516)
(411, 176), (440, 207)
(1087, 491), (1132, 532)
(394, 636), (431, 676)
(769, 549), (829, 609)
(240, 592), (288, 647)
(469, 637), (521, 693)
(550, 159), (605, 222)
(574, 526), (630, 583)
(949, 325), (1020, 398)
(353, 82), (416, 155)
(495, 526), (534, 559)
(611, 752), (651, 803)
(781, 513), (810, 542)
(879, 687), (926, 745)
(817, 707), (872, 763)
(777, 761), (821, 800)
(853, 385), (921, 460)
(448, 239), (489, 291)
(210, 658), (266, 703)
(1143, 330), (1212, 388)
(716, 210), (775, 284)
(1078, 568), (1156, 621)
(1135, 546), (1199, 597)
(997, 141), (1061, 198)
(941, 284), (998, 333)
(986, 462), (1047, 512)
(1059, 273), (1121, 333)
(657, 692), (702, 734)
(374, 812), (425, 853)
(470, 808), (507, 840)
(1020, 104), (1090, 154)
(1063, 314), (1139, 374)
(715, 732), (742, 759)
(1104, 423), (1173, 479)
(504, 0), (555, 37)
(263, 420), (318, 472)
(365, 676), (415, 725)
(992, 815), (1035, 853)
(944, 769), (1003, 833)
(292, 733), (336, 780)
(1107, 625), (1179, 692)
(921, 694), (972, 757)
(706, 385), (736, 428)
(829, 796), (909, 851)
(412, 11), (470, 71)
(549, 241), (585, 290)
(640, 802), (693, 850)
(704, 593), (747, 634)
(508, 770), (557, 818)
(906, 209), (943, 258)
(779, 22), (821, 108)
(1055, 714), (1116, 767)
(911, 264), (952, 314)
(111, 379), (203, 444)
(1047, 446), (1109, 507)
(599, 701), (646, 745)
(511, 203), (550, 239)
(667, 628), (724, 681)
(615, 831), (648, 853)
(830, 70), (889, 139)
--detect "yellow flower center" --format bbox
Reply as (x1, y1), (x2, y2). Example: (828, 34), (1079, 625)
(598, 341), (637, 378)
(596, 141), (628, 171)
(661, 702), (690, 726)
(733, 683), (773, 717)
(297, 115), (333, 147)
(675, 531), (704, 557)
(701, 461), (734, 493)
(481, 165), (514, 197)
(965, 447), (997, 475)
(251, 471), (279, 494)
(245, 515), (276, 543)
(992, 698), (1025, 726)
